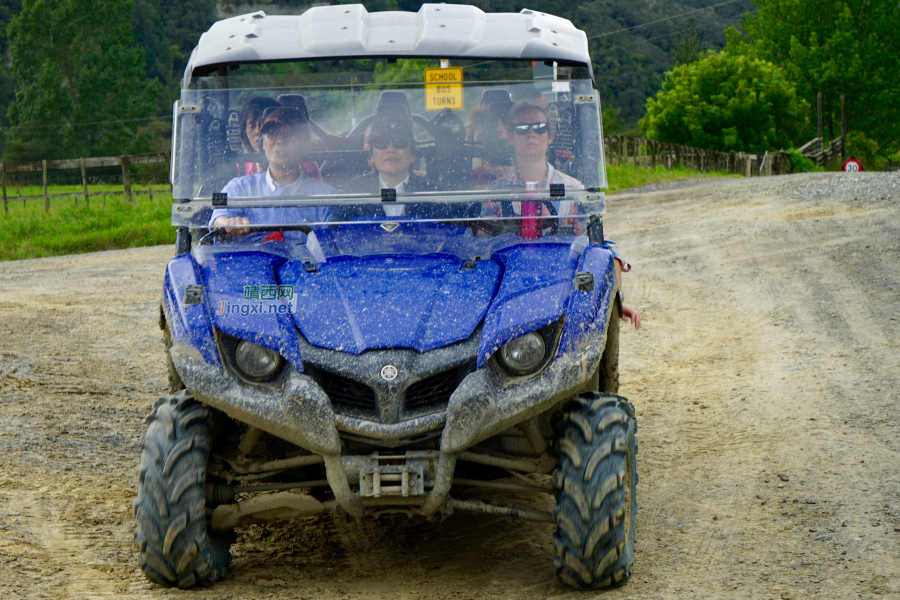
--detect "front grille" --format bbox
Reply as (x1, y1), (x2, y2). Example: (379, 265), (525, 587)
(310, 369), (377, 418)
(404, 367), (464, 414)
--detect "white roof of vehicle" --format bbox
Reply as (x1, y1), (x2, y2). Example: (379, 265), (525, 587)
(186, 3), (590, 76)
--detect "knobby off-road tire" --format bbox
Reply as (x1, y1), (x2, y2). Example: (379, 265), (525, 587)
(134, 391), (234, 588)
(553, 393), (637, 590)
(597, 299), (620, 394)
(160, 309), (185, 393)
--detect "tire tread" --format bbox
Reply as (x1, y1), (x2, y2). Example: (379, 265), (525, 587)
(553, 392), (637, 590)
(134, 393), (232, 588)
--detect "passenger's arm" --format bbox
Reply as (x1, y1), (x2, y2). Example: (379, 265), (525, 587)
(614, 259), (641, 330)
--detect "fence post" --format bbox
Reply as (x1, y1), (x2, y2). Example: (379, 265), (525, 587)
(42, 159), (49, 212)
(650, 141), (657, 169)
(120, 156), (132, 202)
(1, 163), (7, 214)
(79, 157), (89, 207)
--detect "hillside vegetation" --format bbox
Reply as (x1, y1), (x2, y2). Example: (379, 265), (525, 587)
(0, 0), (751, 162)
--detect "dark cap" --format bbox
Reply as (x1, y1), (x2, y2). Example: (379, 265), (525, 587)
(260, 106), (310, 136)
(368, 104), (415, 142)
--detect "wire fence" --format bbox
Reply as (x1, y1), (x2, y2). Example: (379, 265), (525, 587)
(603, 135), (793, 177)
(0, 153), (171, 213)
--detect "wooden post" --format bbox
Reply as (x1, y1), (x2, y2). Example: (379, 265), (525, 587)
(650, 141), (657, 169)
(80, 157), (89, 207)
(817, 92), (823, 143)
(744, 153), (751, 177)
(1, 163), (7, 214)
(841, 95), (847, 162)
(121, 156), (132, 202)
(42, 159), (49, 212)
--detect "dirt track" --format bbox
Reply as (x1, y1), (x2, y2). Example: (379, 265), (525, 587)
(1, 171), (899, 599)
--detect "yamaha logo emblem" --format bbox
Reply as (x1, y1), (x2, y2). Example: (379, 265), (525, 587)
(380, 222), (400, 232)
(380, 365), (398, 381)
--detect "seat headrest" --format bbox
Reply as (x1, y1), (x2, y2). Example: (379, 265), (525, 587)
(379, 91), (411, 115)
(481, 89), (512, 105)
(276, 94), (310, 123)
(373, 103), (411, 122)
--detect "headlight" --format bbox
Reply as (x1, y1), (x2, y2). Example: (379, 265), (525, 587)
(498, 332), (546, 374)
(234, 340), (282, 380)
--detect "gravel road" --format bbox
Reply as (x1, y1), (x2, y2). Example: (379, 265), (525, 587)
(1, 171), (898, 599)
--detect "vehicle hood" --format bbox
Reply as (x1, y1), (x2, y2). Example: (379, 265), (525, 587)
(280, 254), (501, 354)
(197, 227), (587, 363)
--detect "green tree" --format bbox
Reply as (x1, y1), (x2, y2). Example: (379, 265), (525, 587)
(0, 0), (22, 155)
(4, 0), (162, 162)
(640, 51), (808, 152)
(601, 106), (624, 137)
(725, 0), (900, 153)
(672, 19), (707, 67)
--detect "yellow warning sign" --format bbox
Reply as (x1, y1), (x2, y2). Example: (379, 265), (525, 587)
(424, 67), (464, 111)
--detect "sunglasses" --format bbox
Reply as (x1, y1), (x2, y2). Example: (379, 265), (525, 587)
(371, 136), (411, 150)
(513, 122), (549, 136)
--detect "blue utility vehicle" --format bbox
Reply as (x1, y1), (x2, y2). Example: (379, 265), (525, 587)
(137, 3), (637, 590)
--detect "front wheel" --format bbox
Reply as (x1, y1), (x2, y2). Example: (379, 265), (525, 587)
(552, 393), (637, 589)
(133, 391), (234, 588)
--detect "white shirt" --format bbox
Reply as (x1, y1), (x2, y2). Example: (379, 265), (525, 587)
(378, 174), (409, 217)
(266, 168), (306, 194)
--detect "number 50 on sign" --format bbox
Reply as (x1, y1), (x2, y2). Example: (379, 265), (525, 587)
(424, 67), (464, 111)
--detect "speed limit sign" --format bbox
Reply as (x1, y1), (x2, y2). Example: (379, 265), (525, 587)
(842, 158), (862, 172)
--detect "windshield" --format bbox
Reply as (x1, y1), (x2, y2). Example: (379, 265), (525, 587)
(171, 58), (607, 244)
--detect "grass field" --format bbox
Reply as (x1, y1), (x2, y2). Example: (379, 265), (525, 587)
(604, 163), (739, 194)
(0, 191), (174, 261)
(0, 166), (739, 261)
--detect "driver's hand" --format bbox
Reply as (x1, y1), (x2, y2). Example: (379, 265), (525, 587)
(214, 216), (251, 239)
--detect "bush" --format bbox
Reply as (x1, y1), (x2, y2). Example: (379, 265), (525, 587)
(845, 131), (883, 171)
(788, 150), (823, 173)
(640, 51), (809, 153)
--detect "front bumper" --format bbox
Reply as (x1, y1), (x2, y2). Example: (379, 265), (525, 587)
(171, 330), (606, 515)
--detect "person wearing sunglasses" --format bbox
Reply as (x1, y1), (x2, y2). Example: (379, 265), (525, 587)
(487, 102), (641, 329)
(336, 108), (443, 221)
(487, 102), (583, 193)
(237, 96), (323, 182)
(486, 102), (584, 228)
(211, 107), (335, 243)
